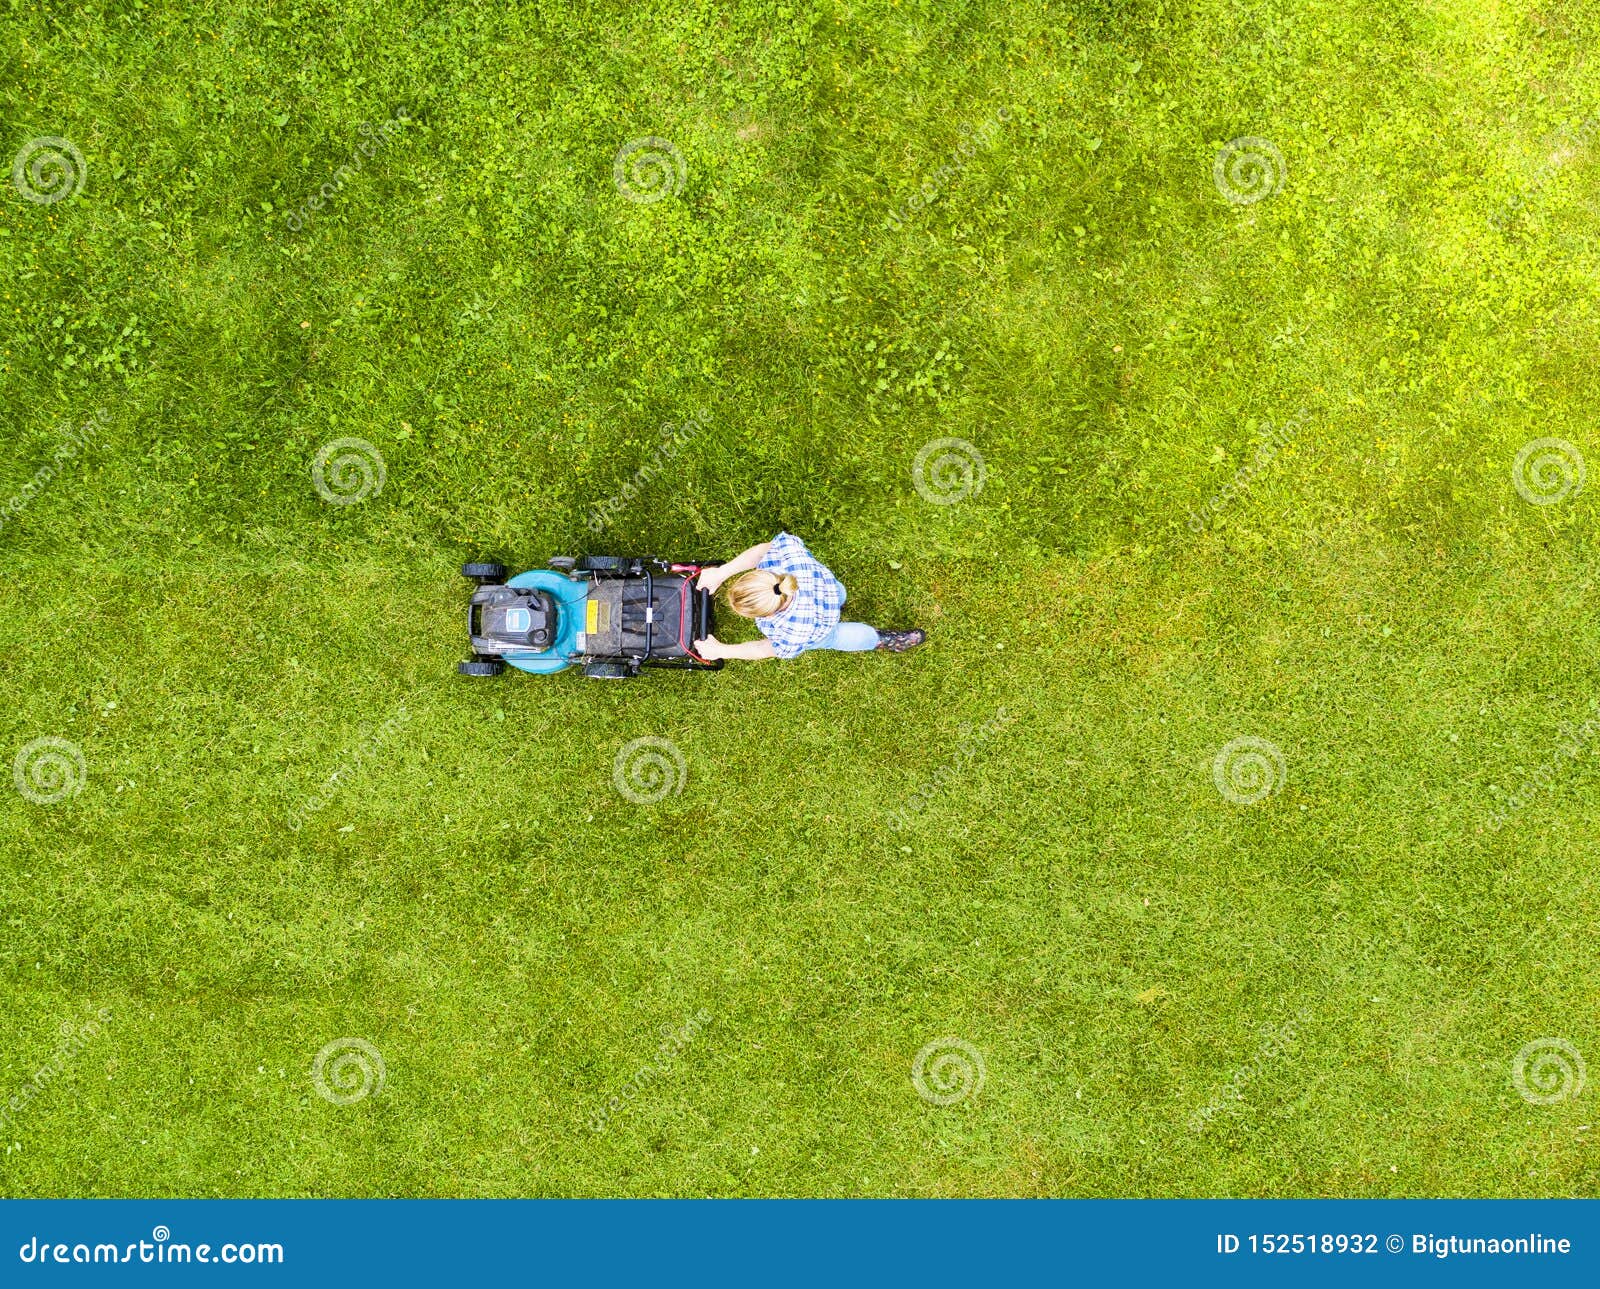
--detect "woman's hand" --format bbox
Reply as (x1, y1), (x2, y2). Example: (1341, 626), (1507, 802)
(696, 543), (769, 594)
(693, 635), (776, 662)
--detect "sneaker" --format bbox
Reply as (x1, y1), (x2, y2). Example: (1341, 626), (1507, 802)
(874, 628), (926, 653)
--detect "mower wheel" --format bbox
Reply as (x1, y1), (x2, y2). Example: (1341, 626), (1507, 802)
(575, 555), (626, 573)
(458, 659), (506, 677)
(462, 561), (507, 583)
(582, 660), (631, 680)
(547, 556), (577, 571)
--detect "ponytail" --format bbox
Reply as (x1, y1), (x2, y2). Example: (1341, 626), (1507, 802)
(726, 569), (798, 619)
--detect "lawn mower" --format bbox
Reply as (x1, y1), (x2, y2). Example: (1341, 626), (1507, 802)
(457, 556), (724, 679)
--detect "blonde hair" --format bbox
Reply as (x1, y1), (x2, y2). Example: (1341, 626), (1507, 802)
(726, 570), (797, 619)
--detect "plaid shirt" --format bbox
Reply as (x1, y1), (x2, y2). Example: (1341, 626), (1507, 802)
(754, 532), (846, 659)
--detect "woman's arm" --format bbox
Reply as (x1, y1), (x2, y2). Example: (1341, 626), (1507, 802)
(696, 541), (771, 592)
(693, 634), (776, 662)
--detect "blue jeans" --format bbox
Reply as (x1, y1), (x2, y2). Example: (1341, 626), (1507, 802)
(810, 621), (879, 652)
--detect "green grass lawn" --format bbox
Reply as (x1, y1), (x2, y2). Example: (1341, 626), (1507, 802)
(3, 0), (1599, 1198)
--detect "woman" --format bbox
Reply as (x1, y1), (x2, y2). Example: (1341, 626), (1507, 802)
(692, 532), (926, 662)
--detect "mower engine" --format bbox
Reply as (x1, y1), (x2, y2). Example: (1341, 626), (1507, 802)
(469, 584), (558, 654)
